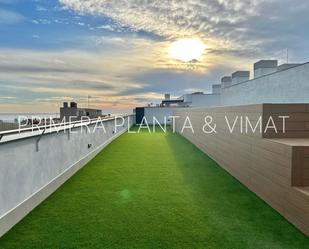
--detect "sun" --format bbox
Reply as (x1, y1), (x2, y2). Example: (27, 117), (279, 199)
(169, 38), (206, 62)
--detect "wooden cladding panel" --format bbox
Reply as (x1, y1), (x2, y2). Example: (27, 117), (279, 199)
(263, 104), (309, 138)
(292, 147), (309, 187)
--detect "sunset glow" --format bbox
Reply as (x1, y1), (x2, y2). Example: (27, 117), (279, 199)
(169, 38), (206, 62)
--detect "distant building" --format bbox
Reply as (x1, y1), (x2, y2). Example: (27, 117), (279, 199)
(60, 102), (102, 122)
(136, 90), (221, 124)
(164, 93), (170, 100)
(160, 93), (189, 107)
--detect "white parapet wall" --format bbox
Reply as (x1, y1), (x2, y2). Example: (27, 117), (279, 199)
(144, 107), (180, 124)
(222, 62), (309, 105)
(0, 115), (134, 237)
(182, 93), (221, 107)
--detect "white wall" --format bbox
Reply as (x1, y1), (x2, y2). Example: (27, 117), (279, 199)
(222, 63), (309, 106)
(254, 67), (277, 78)
(232, 76), (249, 85)
(144, 107), (178, 124)
(0, 115), (134, 236)
(183, 93), (221, 107)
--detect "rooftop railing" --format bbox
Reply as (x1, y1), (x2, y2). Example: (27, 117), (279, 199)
(0, 115), (133, 144)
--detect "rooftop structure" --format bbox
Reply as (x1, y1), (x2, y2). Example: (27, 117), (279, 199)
(231, 71), (250, 85)
(254, 60), (278, 78)
(161, 98), (185, 107)
(221, 76), (232, 88)
(212, 84), (221, 94)
(60, 102), (103, 122)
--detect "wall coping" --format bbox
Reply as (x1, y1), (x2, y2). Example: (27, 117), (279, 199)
(0, 114), (134, 145)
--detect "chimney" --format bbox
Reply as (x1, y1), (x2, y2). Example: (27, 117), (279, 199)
(212, 84), (221, 94)
(254, 60), (278, 78)
(164, 93), (170, 100)
(63, 102), (68, 108)
(70, 102), (77, 108)
(232, 71), (250, 85)
(221, 76), (232, 88)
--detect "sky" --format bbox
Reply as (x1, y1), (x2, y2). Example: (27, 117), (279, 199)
(0, 0), (309, 114)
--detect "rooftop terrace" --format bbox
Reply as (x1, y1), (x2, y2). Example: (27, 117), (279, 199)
(0, 128), (308, 248)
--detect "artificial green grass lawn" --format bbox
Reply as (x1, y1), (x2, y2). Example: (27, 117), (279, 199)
(0, 128), (308, 249)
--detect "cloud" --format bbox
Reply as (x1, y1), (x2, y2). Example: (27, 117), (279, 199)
(0, 96), (16, 100)
(0, 32), (255, 113)
(97, 24), (116, 32)
(0, 9), (24, 24)
(0, 37), (165, 112)
(59, 0), (261, 39)
(59, 0), (309, 60)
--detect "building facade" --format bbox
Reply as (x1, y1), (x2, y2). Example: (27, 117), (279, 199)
(60, 102), (103, 122)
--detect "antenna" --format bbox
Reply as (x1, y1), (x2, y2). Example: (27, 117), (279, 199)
(286, 48), (289, 63)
